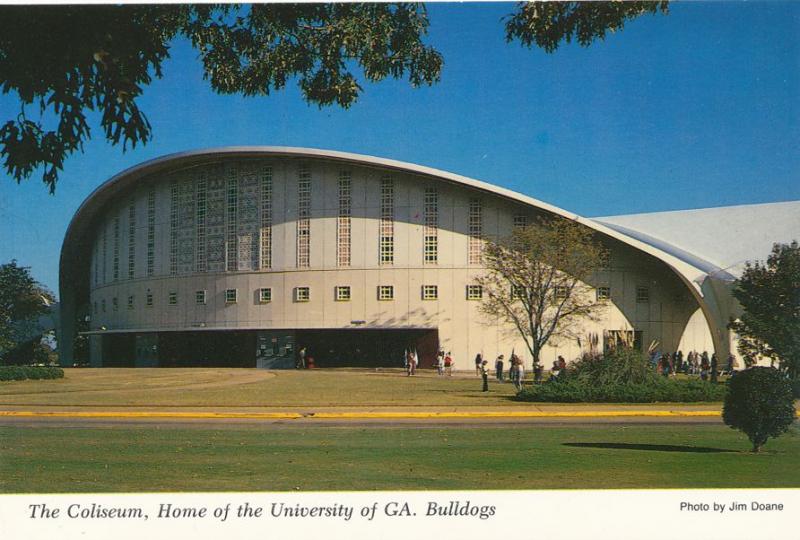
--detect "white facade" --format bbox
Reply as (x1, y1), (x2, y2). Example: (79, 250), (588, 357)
(60, 147), (749, 369)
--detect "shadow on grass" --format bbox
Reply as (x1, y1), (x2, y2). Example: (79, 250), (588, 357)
(563, 442), (735, 453)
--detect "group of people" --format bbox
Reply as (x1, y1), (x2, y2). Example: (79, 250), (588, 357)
(435, 350), (455, 376)
(403, 349), (457, 376)
(650, 350), (736, 382)
(472, 352), (539, 391)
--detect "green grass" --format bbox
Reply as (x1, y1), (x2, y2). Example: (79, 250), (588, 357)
(0, 368), (728, 408)
(0, 368), (520, 407)
(2, 424), (798, 492)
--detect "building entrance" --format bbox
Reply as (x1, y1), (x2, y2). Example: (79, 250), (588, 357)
(294, 328), (438, 368)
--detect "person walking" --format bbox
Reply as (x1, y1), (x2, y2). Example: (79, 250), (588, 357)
(513, 358), (525, 391)
(297, 347), (307, 369)
(406, 349), (417, 376)
(700, 352), (710, 381)
(726, 353), (735, 375)
(444, 352), (453, 376)
(710, 353), (718, 383)
(474, 353), (483, 376)
(481, 360), (489, 391)
(495, 355), (505, 382)
(533, 362), (543, 384)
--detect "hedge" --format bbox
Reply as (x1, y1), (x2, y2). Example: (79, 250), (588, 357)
(515, 377), (726, 403)
(0, 365), (64, 381)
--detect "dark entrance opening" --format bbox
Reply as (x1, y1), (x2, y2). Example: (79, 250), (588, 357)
(101, 333), (136, 367)
(158, 331), (257, 367)
(294, 328), (438, 368)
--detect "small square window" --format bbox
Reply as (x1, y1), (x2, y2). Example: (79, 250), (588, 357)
(168, 292), (177, 305)
(259, 288), (272, 304)
(101, 299), (106, 312)
(146, 293), (153, 307)
(295, 287), (310, 302)
(112, 297), (118, 311)
(422, 285), (438, 300)
(466, 285), (483, 300)
(335, 286), (351, 301)
(597, 287), (611, 301)
(554, 286), (569, 300)
(225, 289), (238, 304)
(636, 286), (650, 303)
(196, 290), (207, 305)
(378, 285), (394, 301)
(127, 295), (134, 310)
(511, 285), (526, 299)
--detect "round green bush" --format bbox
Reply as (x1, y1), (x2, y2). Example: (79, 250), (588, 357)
(722, 367), (796, 452)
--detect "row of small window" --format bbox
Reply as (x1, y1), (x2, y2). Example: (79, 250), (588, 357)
(92, 285), (650, 313)
(508, 286), (647, 303)
(94, 284), (475, 312)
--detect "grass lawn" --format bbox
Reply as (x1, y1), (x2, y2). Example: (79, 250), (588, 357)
(0, 368), (728, 408)
(2, 424), (798, 492)
(0, 368), (523, 407)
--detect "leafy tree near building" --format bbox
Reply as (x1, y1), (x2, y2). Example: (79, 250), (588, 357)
(476, 218), (609, 366)
(0, 260), (55, 363)
(0, 2), (669, 193)
(729, 241), (800, 379)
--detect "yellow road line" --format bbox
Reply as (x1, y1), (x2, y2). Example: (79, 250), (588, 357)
(0, 410), (724, 419)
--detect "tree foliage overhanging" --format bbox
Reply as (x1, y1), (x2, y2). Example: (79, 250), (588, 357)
(0, 2), (669, 193)
(729, 241), (800, 378)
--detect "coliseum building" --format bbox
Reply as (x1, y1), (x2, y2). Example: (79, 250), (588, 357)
(57, 147), (800, 369)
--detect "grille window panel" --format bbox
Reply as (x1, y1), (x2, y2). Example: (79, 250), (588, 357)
(468, 199), (483, 265)
(422, 285), (438, 300)
(337, 171), (351, 267)
(335, 285), (351, 301)
(259, 288), (272, 304)
(295, 287), (310, 302)
(423, 187), (438, 264)
(378, 285), (394, 301)
(466, 285), (483, 300)
(296, 167), (311, 268)
(259, 167), (273, 269)
(225, 288), (238, 304)
(379, 176), (394, 265)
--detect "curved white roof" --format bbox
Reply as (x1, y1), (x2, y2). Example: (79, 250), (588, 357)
(595, 200), (800, 279)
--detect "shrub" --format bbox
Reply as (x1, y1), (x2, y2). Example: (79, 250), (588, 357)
(0, 365), (64, 381)
(567, 347), (658, 385)
(723, 367), (796, 452)
(515, 376), (725, 403)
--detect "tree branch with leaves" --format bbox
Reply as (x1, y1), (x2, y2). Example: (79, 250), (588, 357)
(1, 2), (669, 193)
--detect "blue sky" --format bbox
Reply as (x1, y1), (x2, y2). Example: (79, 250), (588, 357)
(1, 2), (798, 295)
